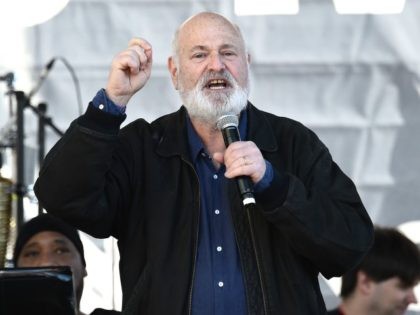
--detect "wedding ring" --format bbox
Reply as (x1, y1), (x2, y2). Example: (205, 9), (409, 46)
(242, 156), (248, 166)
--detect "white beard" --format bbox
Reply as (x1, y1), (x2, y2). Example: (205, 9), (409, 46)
(179, 70), (249, 126)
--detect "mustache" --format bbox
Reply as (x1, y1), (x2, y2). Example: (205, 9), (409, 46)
(198, 70), (236, 89)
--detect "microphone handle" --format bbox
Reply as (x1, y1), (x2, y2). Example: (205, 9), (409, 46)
(222, 126), (256, 205)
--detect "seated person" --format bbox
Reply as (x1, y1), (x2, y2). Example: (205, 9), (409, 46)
(13, 213), (119, 315)
(328, 226), (420, 315)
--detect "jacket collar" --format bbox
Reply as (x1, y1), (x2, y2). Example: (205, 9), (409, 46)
(154, 102), (278, 160)
(246, 102), (278, 153)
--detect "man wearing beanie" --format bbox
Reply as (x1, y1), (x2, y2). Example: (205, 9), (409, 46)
(13, 213), (119, 315)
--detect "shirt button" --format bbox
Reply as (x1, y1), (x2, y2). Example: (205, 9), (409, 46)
(214, 209), (220, 215)
(213, 174), (218, 180)
(218, 281), (224, 287)
(99, 104), (105, 110)
(201, 152), (206, 157)
(216, 246), (222, 252)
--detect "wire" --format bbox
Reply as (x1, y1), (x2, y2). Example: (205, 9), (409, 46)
(28, 57), (84, 116)
(54, 56), (83, 115)
(28, 59), (55, 100)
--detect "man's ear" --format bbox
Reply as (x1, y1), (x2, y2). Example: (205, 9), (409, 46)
(167, 56), (179, 90)
(357, 270), (375, 295)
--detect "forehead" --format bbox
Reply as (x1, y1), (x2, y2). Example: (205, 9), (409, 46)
(22, 231), (75, 249)
(178, 14), (244, 51)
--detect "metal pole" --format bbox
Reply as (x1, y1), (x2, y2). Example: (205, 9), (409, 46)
(37, 102), (47, 215)
(14, 91), (27, 232)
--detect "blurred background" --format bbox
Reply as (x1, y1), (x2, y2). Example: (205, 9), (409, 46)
(0, 0), (419, 313)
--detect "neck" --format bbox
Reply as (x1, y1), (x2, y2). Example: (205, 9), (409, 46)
(190, 118), (226, 165)
(340, 296), (373, 315)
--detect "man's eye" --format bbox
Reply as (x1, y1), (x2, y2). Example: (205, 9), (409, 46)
(55, 247), (70, 255)
(193, 53), (205, 59)
(22, 251), (39, 258)
(223, 52), (234, 56)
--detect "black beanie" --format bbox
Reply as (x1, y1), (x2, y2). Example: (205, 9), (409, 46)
(13, 214), (86, 267)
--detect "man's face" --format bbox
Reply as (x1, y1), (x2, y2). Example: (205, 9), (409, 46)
(368, 277), (418, 315)
(16, 231), (87, 303)
(169, 13), (250, 125)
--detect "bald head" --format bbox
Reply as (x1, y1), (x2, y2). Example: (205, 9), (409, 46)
(171, 12), (247, 63)
(167, 11), (250, 125)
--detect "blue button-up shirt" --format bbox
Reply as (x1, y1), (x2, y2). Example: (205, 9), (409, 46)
(187, 113), (248, 315)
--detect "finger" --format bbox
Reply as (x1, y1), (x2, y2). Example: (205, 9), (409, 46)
(128, 37), (152, 52)
(212, 152), (224, 164)
(128, 46), (149, 71)
(114, 50), (141, 75)
(128, 37), (153, 70)
(224, 154), (250, 177)
(223, 142), (266, 182)
(222, 142), (250, 167)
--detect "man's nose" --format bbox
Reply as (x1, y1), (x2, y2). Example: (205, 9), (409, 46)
(35, 253), (59, 267)
(208, 53), (225, 72)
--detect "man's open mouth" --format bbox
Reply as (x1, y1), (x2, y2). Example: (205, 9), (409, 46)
(205, 79), (230, 90)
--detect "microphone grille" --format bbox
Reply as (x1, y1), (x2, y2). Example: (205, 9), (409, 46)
(216, 114), (238, 130)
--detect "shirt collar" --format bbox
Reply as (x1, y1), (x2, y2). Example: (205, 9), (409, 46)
(186, 109), (248, 161)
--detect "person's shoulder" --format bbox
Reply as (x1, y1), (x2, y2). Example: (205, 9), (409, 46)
(90, 308), (121, 315)
(326, 308), (341, 315)
(122, 107), (184, 132)
(249, 103), (320, 141)
(120, 107), (184, 140)
(249, 102), (309, 131)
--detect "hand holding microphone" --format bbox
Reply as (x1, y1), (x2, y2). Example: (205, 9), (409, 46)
(214, 114), (266, 206)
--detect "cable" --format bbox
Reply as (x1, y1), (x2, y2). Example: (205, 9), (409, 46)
(29, 56), (84, 116)
(54, 56), (83, 115)
(28, 59), (56, 100)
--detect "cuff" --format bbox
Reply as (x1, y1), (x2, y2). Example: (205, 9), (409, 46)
(91, 88), (126, 115)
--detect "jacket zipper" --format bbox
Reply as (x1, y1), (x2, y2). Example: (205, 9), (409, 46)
(247, 207), (268, 315)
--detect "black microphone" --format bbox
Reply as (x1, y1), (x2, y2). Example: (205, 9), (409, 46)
(0, 72), (14, 82)
(216, 114), (256, 206)
(28, 58), (56, 99)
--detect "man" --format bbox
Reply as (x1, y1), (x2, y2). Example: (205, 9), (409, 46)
(34, 12), (374, 314)
(13, 214), (119, 315)
(328, 227), (420, 315)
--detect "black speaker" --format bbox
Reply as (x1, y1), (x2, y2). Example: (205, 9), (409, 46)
(0, 266), (76, 315)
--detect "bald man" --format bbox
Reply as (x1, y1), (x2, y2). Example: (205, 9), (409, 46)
(35, 12), (373, 315)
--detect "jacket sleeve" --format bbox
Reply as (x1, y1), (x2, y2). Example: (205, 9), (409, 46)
(34, 103), (132, 239)
(256, 122), (374, 278)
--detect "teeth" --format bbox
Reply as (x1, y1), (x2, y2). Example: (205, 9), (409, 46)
(207, 79), (227, 89)
(209, 79), (225, 84)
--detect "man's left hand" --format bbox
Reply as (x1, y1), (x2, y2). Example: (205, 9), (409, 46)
(213, 141), (266, 184)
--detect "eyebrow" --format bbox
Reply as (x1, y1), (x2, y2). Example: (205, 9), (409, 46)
(22, 238), (69, 250)
(189, 44), (238, 52)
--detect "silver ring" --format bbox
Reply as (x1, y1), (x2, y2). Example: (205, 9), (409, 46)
(243, 156), (248, 166)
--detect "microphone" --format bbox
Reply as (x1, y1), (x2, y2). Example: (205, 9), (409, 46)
(216, 114), (256, 206)
(0, 72), (14, 82)
(28, 58), (56, 100)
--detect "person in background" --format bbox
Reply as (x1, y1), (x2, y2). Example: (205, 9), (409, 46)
(13, 213), (120, 315)
(328, 226), (420, 315)
(34, 11), (374, 314)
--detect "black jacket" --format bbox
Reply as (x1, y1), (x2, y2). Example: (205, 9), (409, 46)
(35, 103), (373, 314)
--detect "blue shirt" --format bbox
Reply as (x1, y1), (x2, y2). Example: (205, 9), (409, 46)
(91, 89), (274, 314)
(186, 113), (248, 315)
